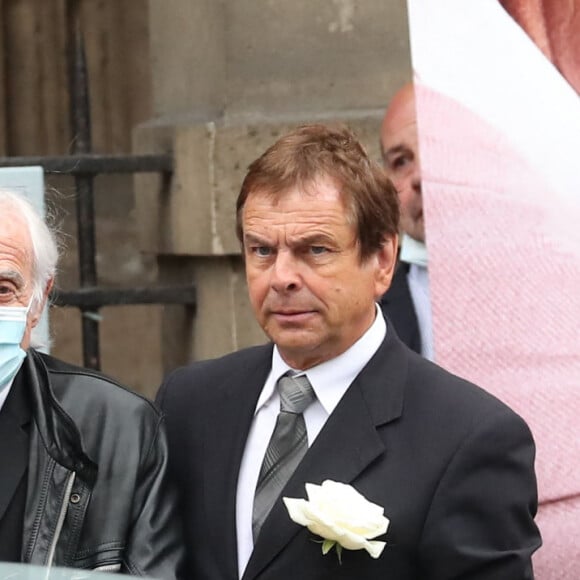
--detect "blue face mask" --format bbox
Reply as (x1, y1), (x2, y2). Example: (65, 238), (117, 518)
(0, 303), (30, 393)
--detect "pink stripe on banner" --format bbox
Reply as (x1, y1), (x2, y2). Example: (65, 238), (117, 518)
(417, 84), (580, 507)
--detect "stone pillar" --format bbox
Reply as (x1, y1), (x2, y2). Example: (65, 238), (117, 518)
(135, 0), (412, 369)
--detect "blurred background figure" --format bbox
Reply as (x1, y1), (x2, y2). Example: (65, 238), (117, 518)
(379, 83), (433, 360)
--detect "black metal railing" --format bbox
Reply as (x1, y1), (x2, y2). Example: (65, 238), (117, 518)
(0, 0), (195, 370)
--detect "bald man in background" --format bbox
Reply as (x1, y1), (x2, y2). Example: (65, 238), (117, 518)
(379, 83), (434, 360)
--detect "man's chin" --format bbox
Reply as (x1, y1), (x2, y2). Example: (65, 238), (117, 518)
(267, 327), (318, 348)
(275, 341), (328, 370)
(266, 326), (321, 352)
(408, 228), (425, 244)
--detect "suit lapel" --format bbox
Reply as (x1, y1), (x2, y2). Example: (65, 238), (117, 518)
(204, 346), (273, 579)
(243, 333), (408, 580)
(0, 370), (31, 524)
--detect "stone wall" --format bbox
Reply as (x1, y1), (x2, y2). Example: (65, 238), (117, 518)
(135, 0), (413, 383)
(2, 0), (412, 396)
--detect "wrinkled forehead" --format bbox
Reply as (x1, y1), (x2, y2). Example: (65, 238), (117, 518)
(0, 205), (34, 276)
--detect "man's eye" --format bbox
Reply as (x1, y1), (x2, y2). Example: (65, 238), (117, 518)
(0, 285), (16, 300)
(310, 246), (328, 255)
(391, 155), (409, 170)
(252, 246), (273, 257)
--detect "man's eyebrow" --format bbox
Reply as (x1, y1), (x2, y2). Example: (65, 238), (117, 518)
(243, 233), (271, 245)
(288, 233), (337, 248)
(383, 144), (409, 161)
(243, 233), (335, 246)
(0, 270), (26, 288)
(297, 233), (332, 242)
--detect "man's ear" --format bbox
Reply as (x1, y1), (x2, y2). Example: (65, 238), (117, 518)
(375, 234), (398, 297)
(30, 278), (54, 328)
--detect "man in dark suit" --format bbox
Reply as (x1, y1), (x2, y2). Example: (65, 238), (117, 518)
(0, 189), (183, 576)
(380, 83), (431, 359)
(158, 124), (541, 579)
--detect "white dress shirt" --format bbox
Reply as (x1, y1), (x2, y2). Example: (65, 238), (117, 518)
(400, 233), (434, 361)
(407, 263), (434, 361)
(0, 379), (15, 413)
(235, 306), (387, 577)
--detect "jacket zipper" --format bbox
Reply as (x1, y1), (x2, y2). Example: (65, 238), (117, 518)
(46, 471), (76, 569)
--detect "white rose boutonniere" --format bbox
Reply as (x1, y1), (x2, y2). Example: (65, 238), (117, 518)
(283, 480), (389, 561)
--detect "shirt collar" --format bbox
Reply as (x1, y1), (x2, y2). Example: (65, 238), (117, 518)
(257, 304), (387, 415)
(400, 233), (429, 267)
(0, 378), (15, 413)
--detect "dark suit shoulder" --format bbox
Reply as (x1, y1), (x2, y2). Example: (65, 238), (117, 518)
(401, 355), (540, 577)
(156, 343), (272, 407)
(402, 349), (531, 442)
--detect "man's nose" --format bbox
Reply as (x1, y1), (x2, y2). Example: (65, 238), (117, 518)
(271, 250), (301, 292)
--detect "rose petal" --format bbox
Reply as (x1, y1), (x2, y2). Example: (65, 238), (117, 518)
(364, 540), (386, 559)
(302, 505), (346, 542)
(329, 527), (368, 550)
(305, 482), (323, 503)
(331, 513), (389, 539)
(283, 497), (311, 527)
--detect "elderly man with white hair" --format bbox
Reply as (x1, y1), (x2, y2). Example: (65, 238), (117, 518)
(0, 189), (184, 576)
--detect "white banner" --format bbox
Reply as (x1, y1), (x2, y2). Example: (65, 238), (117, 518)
(408, 0), (580, 577)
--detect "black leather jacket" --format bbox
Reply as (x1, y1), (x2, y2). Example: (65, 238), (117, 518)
(20, 349), (184, 578)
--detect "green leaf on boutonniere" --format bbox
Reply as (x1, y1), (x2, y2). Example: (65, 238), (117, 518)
(322, 540), (335, 555)
(321, 540), (343, 564)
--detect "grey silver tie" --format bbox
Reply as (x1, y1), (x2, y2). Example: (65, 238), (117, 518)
(252, 373), (316, 541)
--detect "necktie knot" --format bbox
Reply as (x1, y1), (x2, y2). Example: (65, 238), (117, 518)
(278, 374), (315, 414)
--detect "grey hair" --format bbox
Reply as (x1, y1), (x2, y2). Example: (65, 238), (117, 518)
(0, 188), (59, 312)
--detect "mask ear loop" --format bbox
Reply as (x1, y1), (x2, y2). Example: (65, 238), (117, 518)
(25, 295), (36, 319)
(21, 296), (41, 348)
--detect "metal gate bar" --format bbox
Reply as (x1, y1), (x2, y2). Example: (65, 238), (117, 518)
(0, 154), (173, 175)
(0, 1), (196, 372)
